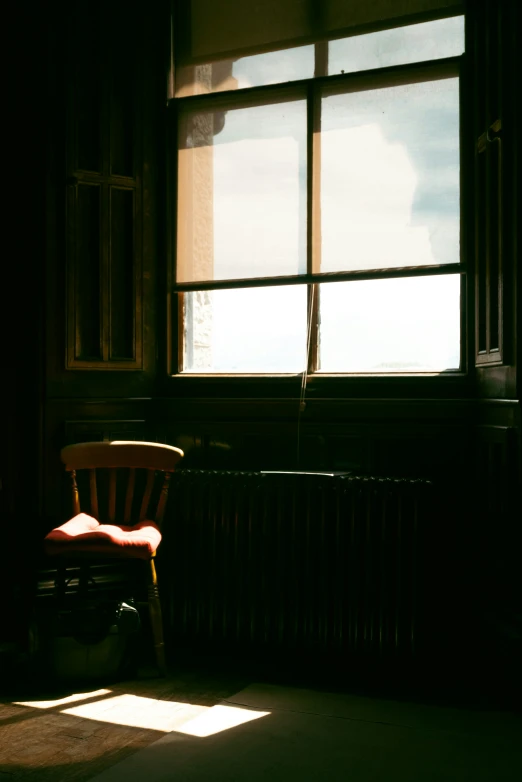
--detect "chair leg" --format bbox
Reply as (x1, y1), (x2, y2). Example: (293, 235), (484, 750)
(148, 556), (167, 676)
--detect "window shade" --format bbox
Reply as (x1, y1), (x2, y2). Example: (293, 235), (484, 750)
(175, 0), (464, 65)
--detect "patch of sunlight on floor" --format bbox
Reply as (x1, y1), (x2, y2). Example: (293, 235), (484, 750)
(62, 694), (209, 732)
(175, 704), (271, 737)
(12, 690), (271, 737)
(14, 689), (112, 709)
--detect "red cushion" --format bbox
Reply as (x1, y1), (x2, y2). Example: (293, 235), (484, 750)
(44, 513), (162, 560)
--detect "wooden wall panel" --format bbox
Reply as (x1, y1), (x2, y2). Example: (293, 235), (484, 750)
(110, 187), (137, 360)
(64, 419), (148, 445)
(109, 1), (137, 177)
(73, 183), (102, 360)
(65, 0), (143, 371)
(74, 0), (102, 173)
(469, 424), (521, 684)
(472, 0), (518, 378)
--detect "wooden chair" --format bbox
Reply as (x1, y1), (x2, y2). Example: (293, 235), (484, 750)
(44, 441), (184, 675)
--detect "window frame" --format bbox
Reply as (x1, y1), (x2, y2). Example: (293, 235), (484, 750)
(166, 43), (471, 390)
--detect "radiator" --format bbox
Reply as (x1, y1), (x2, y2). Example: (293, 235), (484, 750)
(162, 471), (433, 663)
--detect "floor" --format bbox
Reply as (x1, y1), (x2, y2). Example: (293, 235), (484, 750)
(1, 668), (521, 781)
(0, 667), (249, 781)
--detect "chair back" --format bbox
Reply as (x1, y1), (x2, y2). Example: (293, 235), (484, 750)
(60, 441), (184, 527)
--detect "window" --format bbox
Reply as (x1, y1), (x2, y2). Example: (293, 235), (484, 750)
(171, 14), (465, 375)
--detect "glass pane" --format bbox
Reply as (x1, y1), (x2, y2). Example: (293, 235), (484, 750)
(175, 46), (314, 97)
(177, 99), (307, 283)
(329, 16), (464, 77)
(320, 77), (460, 272)
(318, 276), (461, 372)
(175, 17), (464, 97)
(182, 286), (307, 373)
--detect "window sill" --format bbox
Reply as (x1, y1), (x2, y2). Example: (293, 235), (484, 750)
(173, 370), (465, 379)
(161, 370), (472, 401)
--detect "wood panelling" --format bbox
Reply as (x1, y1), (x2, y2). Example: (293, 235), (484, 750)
(109, 2), (137, 179)
(65, 0), (143, 370)
(41, 397), (492, 490)
(71, 183), (102, 360)
(3, 0), (49, 649)
(472, 0), (519, 374)
(74, 0), (102, 173)
(64, 419), (148, 445)
(470, 424), (521, 676)
(473, 2), (502, 363)
(109, 187), (137, 360)
(161, 421), (470, 478)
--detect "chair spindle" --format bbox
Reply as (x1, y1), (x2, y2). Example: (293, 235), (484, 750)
(89, 469), (99, 519)
(140, 469), (155, 521)
(108, 468), (117, 522)
(70, 470), (80, 515)
(124, 467), (136, 524)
